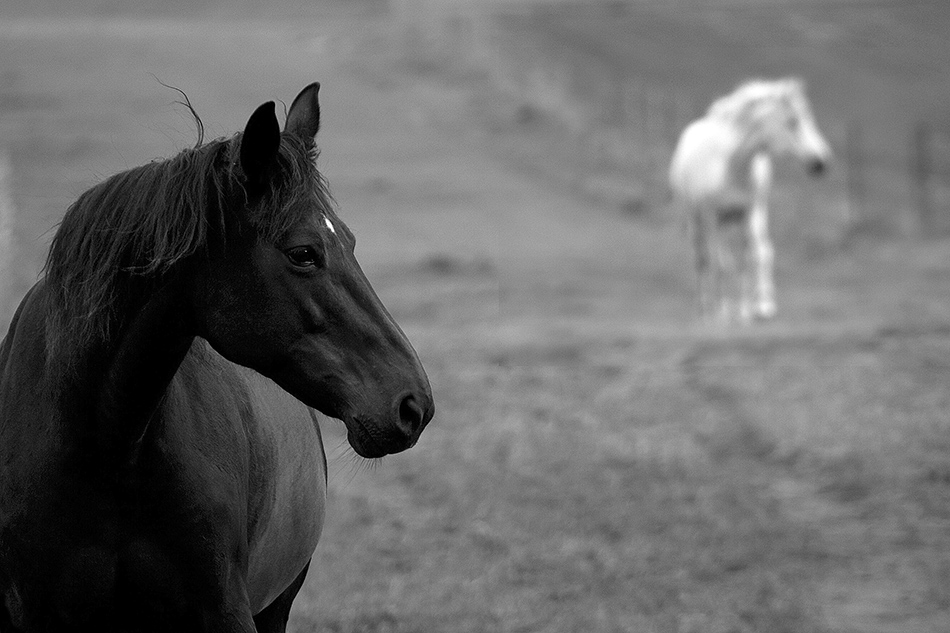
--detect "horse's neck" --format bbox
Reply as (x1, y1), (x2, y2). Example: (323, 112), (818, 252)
(93, 281), (195, 468)
(23, 278), (196, 470)
(724, 115), (769, 185)
(2, 279), (202, 490)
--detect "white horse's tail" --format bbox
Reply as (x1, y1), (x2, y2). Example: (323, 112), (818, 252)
(0, 151), (16, 326)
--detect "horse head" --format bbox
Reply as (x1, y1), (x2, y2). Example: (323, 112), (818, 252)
(762, 78), (832, 177)
(190, 83), (433, 458)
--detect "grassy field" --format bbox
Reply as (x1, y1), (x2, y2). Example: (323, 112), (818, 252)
(1, 2), (950, 632)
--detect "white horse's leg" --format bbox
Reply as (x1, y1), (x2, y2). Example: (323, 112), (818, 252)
(749, 204), (776, 319)
(692, 210), (718, 321)
(737, 212), (756, 324)
(749, 155), (776, 319)
(715, 209), (751, 324)
(714, 233), (735, 323)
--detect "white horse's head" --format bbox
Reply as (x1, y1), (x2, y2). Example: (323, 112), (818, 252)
(713, 78), (832, 176)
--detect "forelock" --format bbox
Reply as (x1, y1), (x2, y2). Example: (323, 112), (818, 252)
(241, 133), (335, 242)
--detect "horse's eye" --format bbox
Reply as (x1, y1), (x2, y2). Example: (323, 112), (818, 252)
(285, 246), (322, 268)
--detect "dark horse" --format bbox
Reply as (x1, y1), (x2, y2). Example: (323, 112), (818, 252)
(0, 83), (434, 632)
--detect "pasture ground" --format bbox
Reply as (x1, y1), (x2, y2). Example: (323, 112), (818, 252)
(1, 4), (949, 632)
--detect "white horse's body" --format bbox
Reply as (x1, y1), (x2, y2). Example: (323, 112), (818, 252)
(669, 78), (831, 323)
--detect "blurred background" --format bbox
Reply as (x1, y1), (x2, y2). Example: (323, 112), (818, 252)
(2, 0), (949, 631)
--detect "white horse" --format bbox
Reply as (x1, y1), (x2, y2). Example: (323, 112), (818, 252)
(669, 78), (832, 323)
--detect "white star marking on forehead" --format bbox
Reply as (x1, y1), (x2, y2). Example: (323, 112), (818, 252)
(323, 215), (336, 235)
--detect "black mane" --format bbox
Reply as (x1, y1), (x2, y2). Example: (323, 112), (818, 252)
(43, 131), (334, 372)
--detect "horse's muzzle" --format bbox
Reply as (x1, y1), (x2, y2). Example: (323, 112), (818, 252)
(396, 392), (432, 438)
(807, 158), (828, 177)
(345, 393), (433, 458)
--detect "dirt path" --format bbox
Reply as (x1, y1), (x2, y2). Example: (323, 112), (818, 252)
(775, 476), (944, 633)
(679, 336), (949, 633)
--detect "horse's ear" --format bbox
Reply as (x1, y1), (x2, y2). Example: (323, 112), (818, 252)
(285, 82), (321, 139)
(240, 101), (281, 186)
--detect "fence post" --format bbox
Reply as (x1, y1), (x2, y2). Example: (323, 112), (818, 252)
(0, 151), (15, 327)
(844, 122), (864, 233)
(912, 121), (932, 235)
(661, 84), (678, 146)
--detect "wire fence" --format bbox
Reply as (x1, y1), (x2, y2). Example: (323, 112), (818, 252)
(385, 1), (950, 246)
(911, 122), (950, 235)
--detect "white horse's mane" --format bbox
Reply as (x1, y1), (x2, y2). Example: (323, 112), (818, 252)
(706, 77), (805, 122)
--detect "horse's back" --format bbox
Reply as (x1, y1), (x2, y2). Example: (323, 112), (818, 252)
(0, 280), (59, 524)
(0, 281), (52, 629)
(669, 117), (735, 202)
(0, 280), (48, 404)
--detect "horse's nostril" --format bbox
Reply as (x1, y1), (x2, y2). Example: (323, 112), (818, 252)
(808, 159), (827, 177)
(398, 394), (426, 433)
